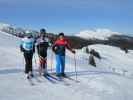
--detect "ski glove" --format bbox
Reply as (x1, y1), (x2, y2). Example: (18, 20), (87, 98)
(71, 49), (76, 54)
(20, 45), (25, 52)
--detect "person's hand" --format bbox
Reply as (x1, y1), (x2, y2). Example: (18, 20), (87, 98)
(72, 49), (76, 54)
(54, 47), (57, 51)
(52, 46), (57, 52)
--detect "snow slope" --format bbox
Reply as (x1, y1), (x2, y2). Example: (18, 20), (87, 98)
(0, 32), (133, 100)
(76, 28), (122, 40)
(80, 45), (133, 73)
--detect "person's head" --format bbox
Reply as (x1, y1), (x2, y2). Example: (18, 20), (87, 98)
(25, 30), (33, 38)
(40, 28), (46, 37)
(58, 32), (65, 40)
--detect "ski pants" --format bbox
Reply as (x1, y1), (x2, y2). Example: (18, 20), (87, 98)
(38, 49), (47, 73)
(24, 52), (33, 74)
(38, 56), (47, 74)
(55, 55), (65, 74)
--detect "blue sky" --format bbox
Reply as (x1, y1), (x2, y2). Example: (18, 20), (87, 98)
(0, 0), (133, 35)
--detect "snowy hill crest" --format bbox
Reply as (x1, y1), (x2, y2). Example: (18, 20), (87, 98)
(76, 28), (122, 40)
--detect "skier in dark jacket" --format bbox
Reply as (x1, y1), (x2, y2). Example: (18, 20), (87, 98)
(52, 33), (75, 77)
(36, 29), (51, 76)
(20, 31), (35, 79)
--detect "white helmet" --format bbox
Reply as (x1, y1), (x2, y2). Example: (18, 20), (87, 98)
(25, 30), (32, 34)
(25, 30), (32, 37)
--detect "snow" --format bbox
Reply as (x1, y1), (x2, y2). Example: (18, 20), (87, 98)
(0, 31), (133, 100)
(0, 22), (11, 30)
(76, 28), (122, 40)
(82, 44), (133, 72)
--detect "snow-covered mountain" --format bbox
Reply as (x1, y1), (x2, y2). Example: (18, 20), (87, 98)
(0, 22), (38, 36)
(76, 28), (122, 40)
(0, 30), (133, 100)
(0, 22), (11, 30)
(0, 22), (24, 35)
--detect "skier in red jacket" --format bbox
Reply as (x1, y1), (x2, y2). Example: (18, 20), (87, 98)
(52, 33), (75, 77)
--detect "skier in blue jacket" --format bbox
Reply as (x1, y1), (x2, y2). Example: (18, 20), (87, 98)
(20, 31), (35, 79)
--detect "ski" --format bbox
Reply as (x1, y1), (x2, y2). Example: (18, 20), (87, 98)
(50, 74), (70, 86)
(50, 72), (79, 83)
(43, 74), (56, 84)
(27, 77), (35, 86)
(47, 74), (62, 81)
(34, 75), (42, 83)
(62, 75), (80, 83)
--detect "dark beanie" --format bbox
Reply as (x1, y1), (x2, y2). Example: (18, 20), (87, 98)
(58, 32), (64, 36)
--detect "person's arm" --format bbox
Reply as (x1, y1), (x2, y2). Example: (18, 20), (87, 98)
(33, 44), (35, 53)
(52, 44), (57, 52)
(32, 38), (36, 53)
(20, 39), (24, 52)
(48, 38), (52, 47)
(35, 37), (41, 53)
(46, 37), (52, 49)
(66, 41), (76, 54)
(20, 45), (24, 52)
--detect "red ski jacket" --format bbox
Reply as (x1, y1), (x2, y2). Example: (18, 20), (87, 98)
(52, 38), (72, 56)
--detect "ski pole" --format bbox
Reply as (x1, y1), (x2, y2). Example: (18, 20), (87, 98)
(74, 53), (77, 81)
(33, 54), (37, 68)
(22, 55), (25, 73)
(50, 50), (53, 72)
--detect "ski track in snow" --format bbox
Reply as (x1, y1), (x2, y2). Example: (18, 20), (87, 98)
(0, 31), (133, 100)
